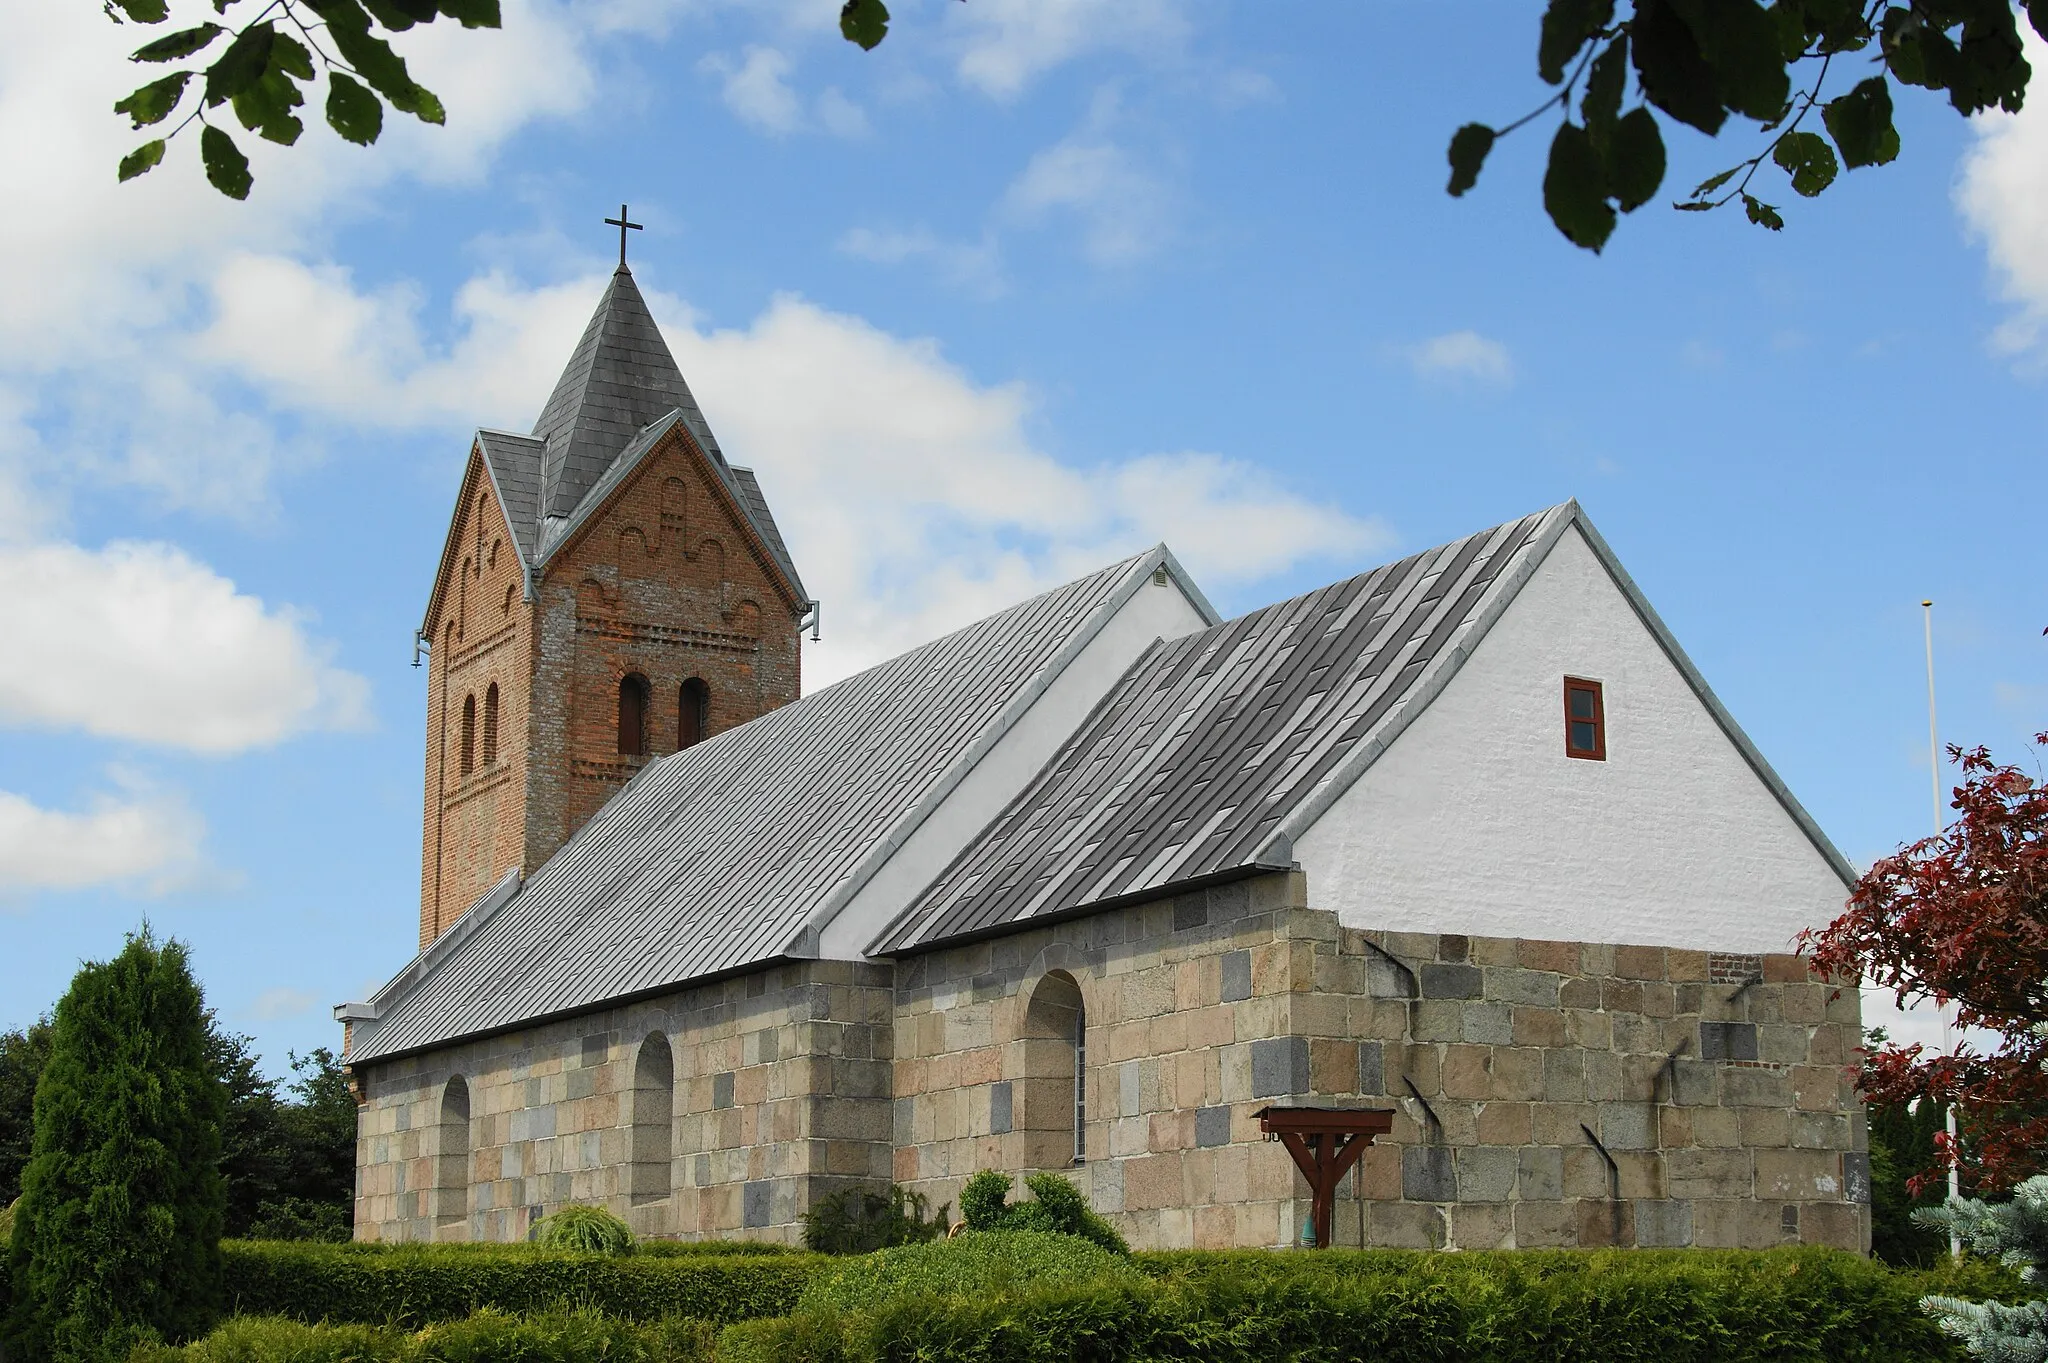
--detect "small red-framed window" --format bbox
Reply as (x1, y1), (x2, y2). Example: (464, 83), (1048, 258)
(1564, 677), (1606, 760)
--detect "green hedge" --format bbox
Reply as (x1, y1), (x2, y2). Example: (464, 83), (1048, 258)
(726, 1246), (2019, 1363)
(219, 1241), (825, 1327)
(799, 1231), (1142, 1314)
(133, 1311), (716, 1363)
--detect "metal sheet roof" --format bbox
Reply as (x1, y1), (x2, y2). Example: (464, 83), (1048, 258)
(875, 507), (1561, 953)
(475, 430), (545, 567)
(349, 549), (1156, 1063)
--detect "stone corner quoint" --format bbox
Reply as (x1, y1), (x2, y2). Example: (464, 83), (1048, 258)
(338, 268), (1869, 1255)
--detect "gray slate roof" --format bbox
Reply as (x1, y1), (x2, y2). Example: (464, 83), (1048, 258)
(533, 265), (728, 520)
(876, 507), (1562, 952)
(454, 266), (805, 612)
(351, 549), (1161, 1063)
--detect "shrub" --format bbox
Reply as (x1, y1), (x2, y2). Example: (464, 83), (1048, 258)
(800, 1185), (948, 1255)
(4, 929), (228, 1363)
(734, 1245), (2000, 1363)
(130, 1311), (714, 1363)
(955, 1171), (1128, 1255)
(529, 1206), (634, 1256)
(219, 1239), (822, 1326)
(797, 1229), (1141, 1315)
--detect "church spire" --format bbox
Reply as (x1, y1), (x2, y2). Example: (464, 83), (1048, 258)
(530, 263), (728, 522)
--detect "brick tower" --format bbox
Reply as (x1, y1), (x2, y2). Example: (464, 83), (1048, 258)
(415, 263), (809, 947)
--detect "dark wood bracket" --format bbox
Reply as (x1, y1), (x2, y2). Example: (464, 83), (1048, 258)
(1256, 1106), (1395, 1248)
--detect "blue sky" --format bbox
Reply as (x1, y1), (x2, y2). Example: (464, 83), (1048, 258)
(1, 0), (2041, 1074)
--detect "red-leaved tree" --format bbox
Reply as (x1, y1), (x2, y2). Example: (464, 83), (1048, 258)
(1802, 734), (2048, 1195)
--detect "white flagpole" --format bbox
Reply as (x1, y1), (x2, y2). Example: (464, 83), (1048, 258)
(1925, 599), (1962, 1254)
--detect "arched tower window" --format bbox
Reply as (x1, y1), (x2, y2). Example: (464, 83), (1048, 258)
(618, 673), (650, 756)
(630, 1032), (674, 1204)
(1020, 971), (1087, 1169)
(459, 694), (477, 776)
(435, 1074), (470, 1238)
(679, 678), (709, 749)
(482, 684), (500, 767)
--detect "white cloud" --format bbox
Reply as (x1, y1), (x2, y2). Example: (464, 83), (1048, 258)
(946, 0), (1189, 101)
(1956, 29), (2048, 363)
(700, 46), (871, 139)
(0, 539), (370, 754)
(1003, 138), (1171, 266)
(1407, 330), (1514, 385)
(836, 226), (1006, 297)
(0, 778), (205, 897)
(658, 292), (1388, 682)
(251, 987), (321, 1020)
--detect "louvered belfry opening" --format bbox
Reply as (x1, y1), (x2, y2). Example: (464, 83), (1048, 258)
(679, 677), (709, 749)
(482, 683), (500, 767)
(618, 673), (650, 756)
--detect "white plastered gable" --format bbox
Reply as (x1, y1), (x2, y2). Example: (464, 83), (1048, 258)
(1292, 521), (1852, 954)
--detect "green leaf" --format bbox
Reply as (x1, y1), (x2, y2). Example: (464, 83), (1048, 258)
(1446, 123), (1496, 196)
(840, 0), (889, 50)
(1632, 0), (1728, 134)
(203, 21), (275, 107)
(1544, 121), (1616, 251)
(114, 70), (193, 127)
(1673, 200), (1715, 211)
(1605, 106), (1666, 211)
(1581, 35), (1628, 136)
(201, 123), (252, 199)
(2028, 0), (2048, 44)
(1690, 165), (1739, 198)
(131, 23), (224, 62)
(1772, 128), (1838, 196)
(1691, 0), (1790, 121)
(1742, 192), (1784, 230)
(233, 59), (306, 145)
(271, 32), (314, 81)
(1539, 0), (1614, 84)
(1823, 76), (1899, 168)
(436, 0), (501, 28)
(315, 6), (446, 124)
(107, 0), (171, 22)
(359, 0), (428, 32)
(118, 138), (167, 181)
(325, 71), (383, 145)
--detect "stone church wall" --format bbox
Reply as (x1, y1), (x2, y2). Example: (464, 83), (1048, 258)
(356, 867), (1866, 1252)
(351, 959), (892, 1244)
(891, 870), (1868, 1252)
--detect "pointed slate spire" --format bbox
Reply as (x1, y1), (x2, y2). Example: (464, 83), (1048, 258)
(531, 264), (728, 521)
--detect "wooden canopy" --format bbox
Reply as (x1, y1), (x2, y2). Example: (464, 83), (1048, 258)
(1255, 1106), (1396, 1248)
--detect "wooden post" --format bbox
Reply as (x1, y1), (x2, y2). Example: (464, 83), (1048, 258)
(1255, 1106), (1395, 1248)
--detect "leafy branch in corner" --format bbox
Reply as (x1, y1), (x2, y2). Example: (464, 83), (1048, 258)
(1448, 0), (2048, 251)
(106, 0), (500, 199)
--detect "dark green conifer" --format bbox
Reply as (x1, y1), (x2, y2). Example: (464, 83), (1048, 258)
(2, 929), (227, 1362)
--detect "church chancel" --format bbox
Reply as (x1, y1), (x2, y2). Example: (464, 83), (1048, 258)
(339, 251), (1870, 1253)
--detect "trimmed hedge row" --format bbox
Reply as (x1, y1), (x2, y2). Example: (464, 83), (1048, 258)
(725, 1245), (2020, 1363)
(133, 1311), (716, 1363)
(219, 1241), (824, 1327)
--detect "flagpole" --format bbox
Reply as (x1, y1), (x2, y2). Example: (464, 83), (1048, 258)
(1925, 599), (1961, 1253)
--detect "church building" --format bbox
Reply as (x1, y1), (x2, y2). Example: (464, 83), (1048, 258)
(338, 262), (1871, 1254)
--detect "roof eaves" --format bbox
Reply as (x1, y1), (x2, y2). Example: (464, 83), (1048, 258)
(338, 866), (523, 1060)
(803, 545), (1177, 958)
(1254, 502), (1578, 862)
(1566, 505), (1859, 890)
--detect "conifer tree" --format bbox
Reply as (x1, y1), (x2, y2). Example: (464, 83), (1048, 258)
(2, 930), (227, 1363)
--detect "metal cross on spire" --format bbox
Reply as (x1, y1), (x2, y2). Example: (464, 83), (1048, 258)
(604, 204), (642, 267)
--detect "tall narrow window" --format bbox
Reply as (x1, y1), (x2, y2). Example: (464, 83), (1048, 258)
(435, 1075), (470, 1238)
(459, 694), (477, 775)
(482, 684), (500, 767)
(1019, 971), (1086, 1170)
(618, 673), (650, 756)
(630, 1032), (674, 1204)
(1564, 677), (1606, 760)
(679, 678), (709, 749)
